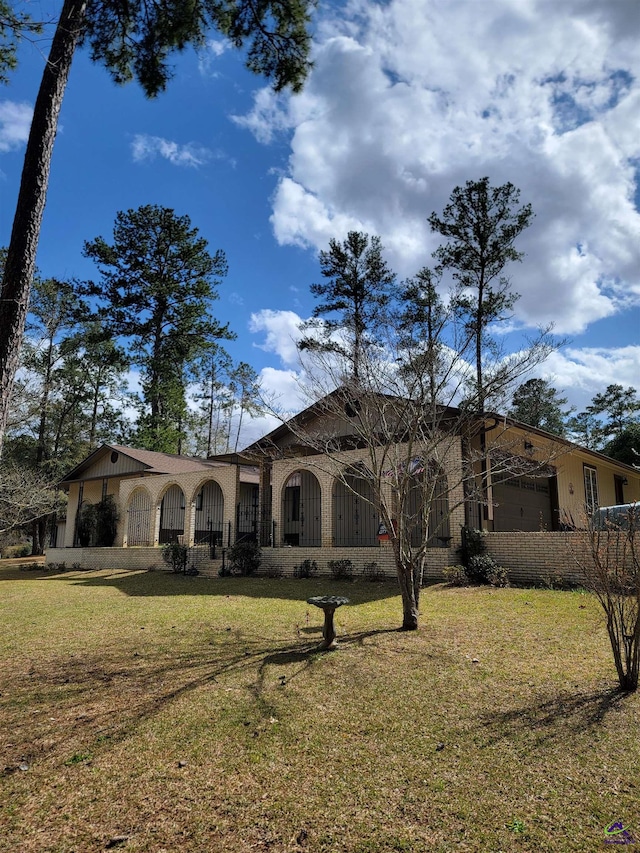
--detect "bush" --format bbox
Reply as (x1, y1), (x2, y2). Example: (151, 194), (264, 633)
(265, 564), (284, 579)
(328, 559), (353, 581)
(362, 561), (386, 582)
(95, 496), (119, 546)
(5, 543), (32, 558)
(77, 503), (97, 547)
(294, 558), (318, 579)
(162, 542), (189, 573)
(227, 540), (261, 576)
(443, 564), (470, 586)
(457, 527), (508, 586)
(486, 563), (509, 588)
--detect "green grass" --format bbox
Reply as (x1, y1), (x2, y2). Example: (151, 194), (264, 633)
(0, 566), (638, 852)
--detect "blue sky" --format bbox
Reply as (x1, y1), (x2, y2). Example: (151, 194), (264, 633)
(1, 0), (640, 446)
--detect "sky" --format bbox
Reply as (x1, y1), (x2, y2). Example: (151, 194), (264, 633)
(1, 0), (640, 448)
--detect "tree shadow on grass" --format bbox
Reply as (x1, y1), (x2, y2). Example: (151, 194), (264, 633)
(477, 685), (631, 751)
(50, 569), (404, 605)
(1, 625), (399, 772)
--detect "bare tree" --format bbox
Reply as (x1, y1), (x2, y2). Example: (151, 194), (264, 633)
(574, 506), (640, 691)
(0, 463), (62, 537)
(259, 330), (562, 630)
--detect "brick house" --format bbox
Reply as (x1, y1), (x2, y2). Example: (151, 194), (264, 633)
(46, 395), (640, 583)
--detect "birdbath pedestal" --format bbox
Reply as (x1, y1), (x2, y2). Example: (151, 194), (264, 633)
(307, 595), (350, 650)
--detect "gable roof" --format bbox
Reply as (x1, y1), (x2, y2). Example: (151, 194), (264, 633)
(245, 390), (640, 476)
(59, 444), (231, 485)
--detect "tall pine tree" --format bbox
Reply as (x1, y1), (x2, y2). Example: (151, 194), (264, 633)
(83, 205), (234, 453)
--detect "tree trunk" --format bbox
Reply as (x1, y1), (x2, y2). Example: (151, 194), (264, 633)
(31, 516), (47, 556)
(0, 0), (87, 457)
(396, 554), (419, 630)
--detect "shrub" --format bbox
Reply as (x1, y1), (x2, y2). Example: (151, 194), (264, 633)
(294, 558), (318, 579)
(265, 564), (284, 579)
(11, 544), (32, 558)
(76, 504), (97, 547)
(328, 559), (353, 581)
(362, 561), (386, 582)
(227, 540), (261, 576)
(486, 563), (509, 588)
(443, 564), (470, 586)
(162, 542), (189, 574)
(458, 527), (508, 586)
(20, 561), (45, 572)
(95, 496), (119, 546)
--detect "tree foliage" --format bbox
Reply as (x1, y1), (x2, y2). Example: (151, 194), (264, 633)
(299, 231), (395, 381)
(0, 0), (314, 456)
(604, 424), (640, 468)
(397, 267), (455, 407)
(428, 177), (540, 412)
(83, 205), (234, 453)
(588, 384), (640, 443)
(568, 385), (640, 452)
(509, 378), (568, 436)
(0, 1), (42, 83)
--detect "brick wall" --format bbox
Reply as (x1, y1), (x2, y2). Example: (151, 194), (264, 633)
(484, 532), (589, 586)
(46, 547), (166, 571)
(257, 544), (452, 581)
(46, 533), (598, 588)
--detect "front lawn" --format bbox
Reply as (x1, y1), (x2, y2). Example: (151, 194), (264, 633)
(0, 566), (637, 852)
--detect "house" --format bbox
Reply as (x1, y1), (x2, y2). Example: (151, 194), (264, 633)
(46, 395), (640, 583)
(49, 445), (259, 570)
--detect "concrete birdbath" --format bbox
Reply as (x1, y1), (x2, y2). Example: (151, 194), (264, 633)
(307, 595), (350, 650)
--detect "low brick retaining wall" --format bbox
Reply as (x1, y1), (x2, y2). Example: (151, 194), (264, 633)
(46, 533), (592, 587)
(484, 532), (588, 587)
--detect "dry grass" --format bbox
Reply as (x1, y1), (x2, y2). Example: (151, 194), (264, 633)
(1, 565), (639, 852)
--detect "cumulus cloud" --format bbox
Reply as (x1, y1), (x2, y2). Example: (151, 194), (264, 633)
(538, 346), (640, 411)
(0, 101), (32, 153)
(249, 309), (306, 368)
(131, 134), (213, 168)
(237, 0), (640, 337)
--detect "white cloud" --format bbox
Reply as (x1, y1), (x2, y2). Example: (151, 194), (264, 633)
(0, 101), (32, 153)
(531, 345), (640, 411)
(198, 38), (230, 76)
(237, 0), (640, 337)
(131, 134), (213, 168)
(231, 89), (293, 144)
(249, 309), (306, 368)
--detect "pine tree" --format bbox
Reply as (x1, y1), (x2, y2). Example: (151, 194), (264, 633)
(299, 231), (395, 382)
(83, 205), (234, 453)
(428, 177), (535, 413)
(509, 378), (568, 436)
(0, 0), (313, 455)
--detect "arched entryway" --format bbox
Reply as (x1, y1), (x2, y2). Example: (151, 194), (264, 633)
(281, 470), (321, 546)
(126, 488), (152, 546)
(405, 464), (451, 547)
(237, 483), (259, 543)
(159, 484), (185, 544)
(194, 480), (224, 546)
(333, 467), (378, 547)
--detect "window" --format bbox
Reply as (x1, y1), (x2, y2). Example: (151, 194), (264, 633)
(583, 465), (599, 514)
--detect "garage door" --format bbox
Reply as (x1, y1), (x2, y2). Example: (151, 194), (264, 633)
(492, 476), (553, 532)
